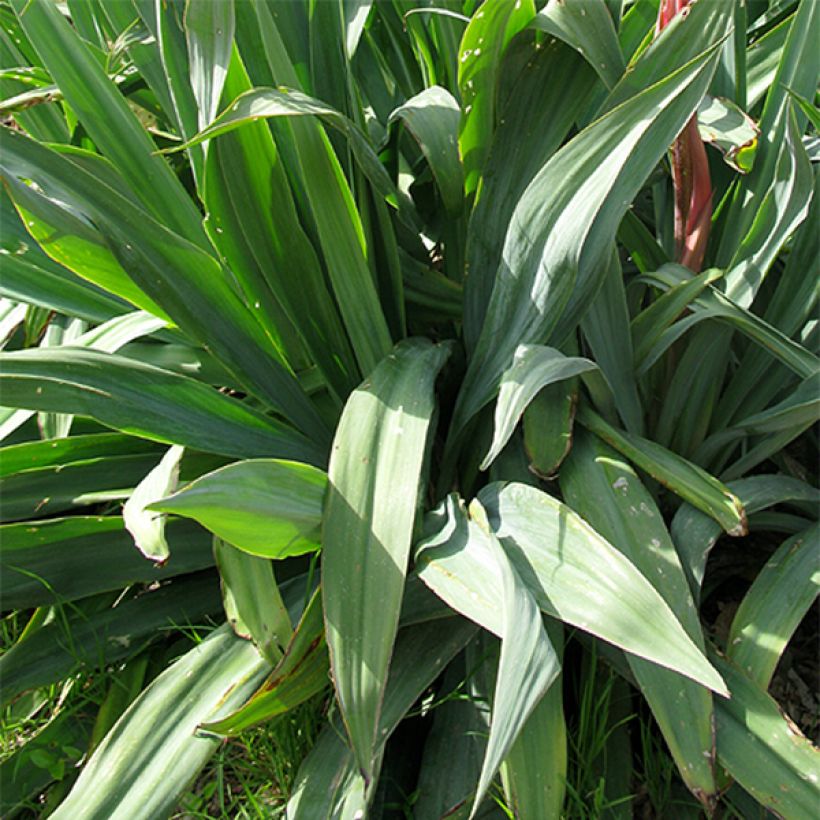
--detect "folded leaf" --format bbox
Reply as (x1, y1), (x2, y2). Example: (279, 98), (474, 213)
(201, 585), (326, 736)
(124, 445), (184, 563)
(482, 344), (597, 471)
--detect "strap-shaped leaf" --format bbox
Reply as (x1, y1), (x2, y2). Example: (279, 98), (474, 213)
(480, 482), (727, 694)
(151, 459), (327, 559)
(463, 38), (595, 352)
(213, 535), (293, 664)
(201, 584), (326, 736)
(467, 500), (560, 818)
(0, 128), (328, 441)
(713, 653), (820, 820)
(727, 524), (819, 689)
(482, 344), (597, 471)
(671, 474), (820, 601)
(9, 0), (205, 244)
(388, 85), (463, 216)
(417, 497), (560, 817)
(578, 405), (747, 536)
(49, 625), (268, 820)
(184, 0), (234, 131)
(458, 0), (535, 197)
(500, 619), (567, 819)
(580, 248), (643, 434)
(0, 516), (213, 609)
(323, 338), (451, 779)
(0, 348), (324, 464)
(533, 0), (624, 89)
(0, 432), (158, 479)
(452, 40), (722, 438)
(288, 617), (477, 818)
(561, 431), (717, 801)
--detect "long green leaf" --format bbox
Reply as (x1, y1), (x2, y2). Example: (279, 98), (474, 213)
(578, 405), (747, 536)
(151, 458), (326, 559)
(0, 432), (158, 479)
(0, 348), (324, 464)
(184, 0), (234, 130)
(323, 338), (451, 779)
(50, 625), (268, 820)
(452, 40), (722, 439)
(463, 38), (595, 351)
(3, 174), (168, 319)
(500, 619), (567, 819)
(388, 85), (463, 215)
(457, 0), (535, 197)
(10, 0), (205, 244)
(0, 451), (164, 522)
(0, 128), (328, 440)
(727, 524), (819, 688)
(287, 617), (477, 818)
(466, 500), (559, 819)
(0, 516), (213, 609)
(201, 584), (326, 736)
(201, 52), (357, 402)
(532, 0), (624, 89)
(416, 488), (727, 694)
(713, 653), (820, 820)
(671, 474), (820, 601)
(561, 431), (717, 801)
(482, 344), (597, 471)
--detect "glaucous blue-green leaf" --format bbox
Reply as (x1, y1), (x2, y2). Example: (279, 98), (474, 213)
(201, 585), (325, 736)
(713, 653), (820, 820)
(727, 524), (819, 688)
(323, 338), (451, 780)
(466, 500), (560, 818)
(388, 85), (463, 215)
(671, 474), (820, 601)
(287, 618), (476, 818)
(49, 625), (268, 820)
(561, 431), (717, 801)
(452, 41), (722, 439)
(578, 405), (747, 536)
(532, 0), (624, 89)
(484, 482), (727, 694)
(481, 344), (597, 471)
(213, 536), (293, 665)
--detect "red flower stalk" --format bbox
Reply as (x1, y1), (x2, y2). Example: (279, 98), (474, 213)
(657, 0), (712, 271)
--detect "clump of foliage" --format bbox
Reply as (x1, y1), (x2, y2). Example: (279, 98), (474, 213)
(0, 0), (817, 817)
